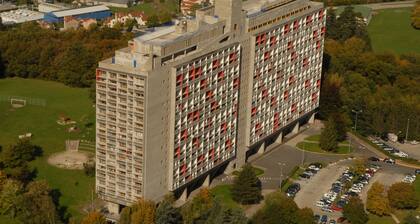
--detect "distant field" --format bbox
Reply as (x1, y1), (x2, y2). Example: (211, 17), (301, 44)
(109, 0), (178, 15)
(368, 8), (420, 54)
(0, 78), (95, 221)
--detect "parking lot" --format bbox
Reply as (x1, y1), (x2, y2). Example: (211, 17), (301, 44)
(292, 159), (416, 222)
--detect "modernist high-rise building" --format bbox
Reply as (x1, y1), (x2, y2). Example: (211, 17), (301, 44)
(95, 0), (325, 214)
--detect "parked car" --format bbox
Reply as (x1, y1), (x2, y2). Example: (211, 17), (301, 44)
(383, 158), (395, 164)
(337, 217), (346, 223)
(300, 173), (311, 179)
(320, 215), (328, 224)
(415, 169), (420, 175)
(286, 183), (301, 197)
(368, 156), (380, 161)
(314, 214), (320, 223)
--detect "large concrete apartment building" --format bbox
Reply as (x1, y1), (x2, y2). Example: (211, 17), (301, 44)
(95, 0), (326, 214)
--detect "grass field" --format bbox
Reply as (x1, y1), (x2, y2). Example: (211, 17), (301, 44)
(109, 0), (178, 15)
(0, 78), (95, 221)
(210, 185), (241, 209)
(232, 166), (265, 177)
(297, 135), (352, 154)
(367, 214), (395, 224)
(368, 8), (420, 54)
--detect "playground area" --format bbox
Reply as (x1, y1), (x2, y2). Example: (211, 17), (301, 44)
(0, 78), (96, 220)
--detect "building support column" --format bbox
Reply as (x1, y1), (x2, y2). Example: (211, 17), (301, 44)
(203, 175), (211, 187)
(257, 142), (265, 154)
(308, 113), (315, 124)
(224, 161), (236, 175)
(180, 187), (188, 202)
(292, 122), (300, 134)
(107, 202), (119, 215)
(275, 132), (283, 144)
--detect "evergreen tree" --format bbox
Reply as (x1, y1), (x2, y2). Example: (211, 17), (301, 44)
(320, 118), (339, 151)
(343, 197), (369, 224)
(326, 8), (338, 40)
(231, 164), (262, 205)
(155, 194), (182, 224)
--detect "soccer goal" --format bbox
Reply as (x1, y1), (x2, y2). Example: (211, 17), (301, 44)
(10, 98), (26, 108)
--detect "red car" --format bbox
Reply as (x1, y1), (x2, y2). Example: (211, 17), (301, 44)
(331, 204), (343, 212)
(337, 217), (347, 223)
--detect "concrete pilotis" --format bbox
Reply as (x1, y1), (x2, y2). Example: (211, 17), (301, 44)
(309, 113), (315, 124)
(292, 122), (300, 134)
(203, 175), (211, 187)
(257, 142), (265, 154)
(275, 132), (283, 144)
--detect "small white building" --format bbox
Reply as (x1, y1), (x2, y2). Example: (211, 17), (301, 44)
(0, 9), (44, 24)
(105, 11), (147, 27)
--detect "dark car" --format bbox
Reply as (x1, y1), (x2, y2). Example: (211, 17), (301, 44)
(337, 217), (346, 223)
(314, 214), (320, 223)
(415, 169), (420, 175)
(320, 215), (328, 224)
(286, 183), (301, 197)
(300, 173), (311, 179)
(368, 156), (380, 161)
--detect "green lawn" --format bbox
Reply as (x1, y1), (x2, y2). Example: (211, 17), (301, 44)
(210, 185), (241, 209)
(0, 78), (95, 221)
(368, 8), (420, 54)
(232, 166), (264, 177)
(296, 141), (352, 154)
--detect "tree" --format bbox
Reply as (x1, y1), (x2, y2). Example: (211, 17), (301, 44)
(181, 188), (214, 224)
(411, 1), (420, 29)
(0, 140), (42, 183)
(320, 73), (343, 118)
(81, 211), (107, 224)
(155, 194), (182, 224)
(231, 164), (262, 204)
(343, 197), (368, 224)
(366, 182), (390, 216)
(252, 191), (312, 224)
(332, 112), (349, 141)
(119, 198), (155, 224)
(146, 15), (160, 28)
(351, 159), (367, 176)
(388, 182), (419, 209)
(335, 6), (370, 46)
(17, 180), (61, 224)
(0, 179), (23, 218)
(326, 9), (338, 40)
(319, 117), (339, 151)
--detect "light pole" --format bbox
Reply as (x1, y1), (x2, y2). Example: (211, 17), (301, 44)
(405, 118), (410, 143)
(351, 109), (363, 132)
(278, 162), (286, 188)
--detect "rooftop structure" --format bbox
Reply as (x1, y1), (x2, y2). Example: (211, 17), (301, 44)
(95, 0), (130, 8)
(44, 5), (111, 23)
(38, 2), (70, 13)
(0, 9), (44, 24)
(96, 0), (325, 217)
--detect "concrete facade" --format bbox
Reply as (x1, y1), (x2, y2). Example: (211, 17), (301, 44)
(96, 0), (325, 213)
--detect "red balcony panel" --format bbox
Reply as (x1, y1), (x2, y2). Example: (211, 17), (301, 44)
(96, 69), (102, 81)
(221, 123), (228, 134)
(209, 148), (215, 160)
(305, 79), (311, 88)
(303, 58), (309, 68)
(189, 67), (196, 81)
(291, 103), (297, 113)
(313, 30), (318, 40)
(261, 33), (267, 44)
(193, 110), (200, 121)
(316, 41), (321, 50)
(206, 90), (214, 101)
(180, 164), (187, 175)
(233, 77), (240, 89)
(271, 96), (277, 107)
(218, 71), (225, 81)
(251, 107), (257, 117)
(312, 92), (318, 102)
(283, 90), (289, 100)
(200, 79), (207, 90)
(182, 86), (189, 98)
(264, 51), (271, 61)
(306, 15), (312, 25)
(225, 139), (232, 150)
(289, 75), (295, 85)
(293, 20), (299, 31)
(284, 24), (290, 34)
(176, 73), (184, 86)
(291, 52), (297, 61)
(175, 147), (181, 158)
(229, 52), (237, 62)
(181, 130), (188, 140)
(262, 89), (268, 99)
(213, 59), (220, 69)
(316, 79), (321, 88)
(193, 137), (200, 148)
(321, 26), (326, 35)
(270, 36), (277, 46)
(287, 41), (293, 51)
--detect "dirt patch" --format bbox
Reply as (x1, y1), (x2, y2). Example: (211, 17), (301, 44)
(48, 151), (90, 170)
